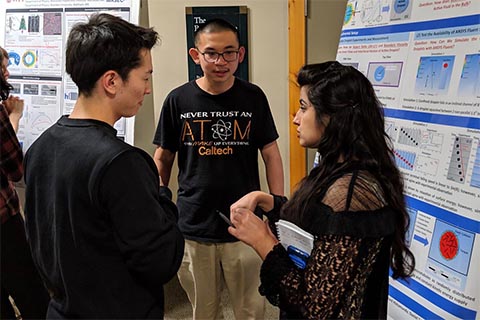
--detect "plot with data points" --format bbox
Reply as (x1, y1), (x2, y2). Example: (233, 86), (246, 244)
(397, 126), (443, 153)
(447, 136), (472, 184)
(394, 149), (416, 171)
(470, 144), (480, 189)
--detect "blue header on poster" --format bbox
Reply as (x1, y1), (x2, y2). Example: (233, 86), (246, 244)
(384, 108), (480, 130)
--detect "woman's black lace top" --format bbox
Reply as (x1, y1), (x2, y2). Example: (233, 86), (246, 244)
(261, 168), (396, 319)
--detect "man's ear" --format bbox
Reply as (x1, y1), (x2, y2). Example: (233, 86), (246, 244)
(238, 46), (246, 63)
(102, 70), (118, 94)
(189, 47), (200, 65)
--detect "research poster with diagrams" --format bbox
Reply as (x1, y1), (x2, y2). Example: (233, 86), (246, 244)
(338, 0), (479, 319)
(0, 0), (140, 151)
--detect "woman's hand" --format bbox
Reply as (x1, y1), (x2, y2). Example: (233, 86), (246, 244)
(4, 96), (24, 115)
(3, 96), (24, 132)
(228, 207), (278, 260)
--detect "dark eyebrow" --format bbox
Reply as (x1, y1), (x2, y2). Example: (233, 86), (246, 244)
(203, 45), (238, 52)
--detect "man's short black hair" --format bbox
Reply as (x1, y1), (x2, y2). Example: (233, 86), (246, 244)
(66, 13), (158, 96)
(193, 18), (240, 46)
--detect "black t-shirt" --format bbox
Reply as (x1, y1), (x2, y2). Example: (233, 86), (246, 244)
(154, 78), (279, 242)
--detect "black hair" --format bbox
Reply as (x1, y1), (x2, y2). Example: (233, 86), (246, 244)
(284, 61), (415, 279)
(65, 13), (158, 96)
(193, 18), (240, 46)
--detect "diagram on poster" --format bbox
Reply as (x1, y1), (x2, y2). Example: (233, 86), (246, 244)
(391, 0), (412, 21)
(427, 220), (474, 290)
(458, 53), (480, 98)
(470, 146), (480, 189)
(415, 56), (455, 96)
(367, 62), (403, 87)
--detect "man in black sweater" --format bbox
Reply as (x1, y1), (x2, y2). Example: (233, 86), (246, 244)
(24, 13), (184, 319)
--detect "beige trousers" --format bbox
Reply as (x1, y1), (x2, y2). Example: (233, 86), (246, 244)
(177, 239), (266, 320)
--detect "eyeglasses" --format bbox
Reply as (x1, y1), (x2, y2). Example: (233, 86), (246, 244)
(197, 49), (239, 63)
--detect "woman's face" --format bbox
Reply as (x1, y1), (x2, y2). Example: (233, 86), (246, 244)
(293, 85), (329, 148)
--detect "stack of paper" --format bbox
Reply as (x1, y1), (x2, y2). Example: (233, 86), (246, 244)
(275, 219), (314, 255)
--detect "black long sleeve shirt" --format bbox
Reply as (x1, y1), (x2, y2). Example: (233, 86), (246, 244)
(24, 116), (184, 319)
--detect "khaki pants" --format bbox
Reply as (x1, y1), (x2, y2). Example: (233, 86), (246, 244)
(178, 239), (266, 320)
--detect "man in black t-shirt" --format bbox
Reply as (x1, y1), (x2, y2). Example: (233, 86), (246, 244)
(153, 19), (284, 319)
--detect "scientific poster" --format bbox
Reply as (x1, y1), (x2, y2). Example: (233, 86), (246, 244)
(0, 0), (140, 150)
(338, 1), (479, 319)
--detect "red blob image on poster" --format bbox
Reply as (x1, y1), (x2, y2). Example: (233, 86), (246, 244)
(439, 231), (459, 260)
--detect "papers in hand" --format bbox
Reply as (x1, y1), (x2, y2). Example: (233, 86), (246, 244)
(275, 219), (314, 269)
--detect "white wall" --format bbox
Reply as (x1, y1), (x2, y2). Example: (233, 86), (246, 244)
(134, 0), (157, 156)
(147, 0), (290, 195)
(305, 0), (347, 168)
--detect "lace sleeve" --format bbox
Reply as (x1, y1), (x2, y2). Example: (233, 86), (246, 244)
(322, 171), (387, 212)
(260, 235), (382, 319)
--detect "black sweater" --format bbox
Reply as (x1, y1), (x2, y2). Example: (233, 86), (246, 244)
(24, 116), (184, 319)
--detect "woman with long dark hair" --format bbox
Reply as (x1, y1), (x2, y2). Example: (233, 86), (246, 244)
(229, 61), (415, 319)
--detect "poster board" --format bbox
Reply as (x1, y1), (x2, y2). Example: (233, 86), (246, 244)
(185, 6), (249, 81)
(336, 1), (480, 319)
(0, 0), (140, 151)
